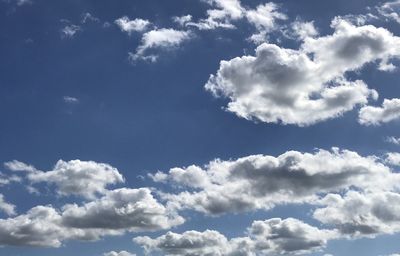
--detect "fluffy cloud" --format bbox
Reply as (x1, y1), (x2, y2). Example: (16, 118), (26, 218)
(359, 98), (400, 126)
(314, 191), (400, 237)
(0, 194), (16, 216)
(61, 188), (184, 232)
(115, 17), (151, 34)
(378, 0), (400, 24)
(151, 148), (398, 215)
(386, 152), (400, 166)
(134, 218), (335, 255)
(187, 0), (244, 30)
(286, 20), (319, 41)
(130, 28), (192, 62)
(0, 188), (183, 247)
(205, 19), (400, 126)
(5, 159), (124, 199)
(104, 251), (136, 256)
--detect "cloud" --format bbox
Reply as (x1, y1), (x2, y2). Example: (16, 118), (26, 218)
(187, 0), (244, 30)
(61, 188), (184, 232)
(0, 194), (16, 216)
(386, 152), (400, 166)
(114, 17), (151, 34)
(359, 98), (400, 126)
(61, 24), (81, 39)
(134, 218), (335, 255)
(205, 19), (400, 126)
(378, 0), (400, 24)
(151, 148), (398, 215)
(172, 15), (193, 27)
(0, 188), (183, 247)
(104, 251), (136, 256)
(81, 12), (99, 24)
(130, 28), (192, 62)
(386, 136), (400, 145)
(4, 160), (37, 172)
(314, 191), (400, 237)
(63, 96), (79, 104)
(9, 159), (124, 199)
(285, 19), (319, 41)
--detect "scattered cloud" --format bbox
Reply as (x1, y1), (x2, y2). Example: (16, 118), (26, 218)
(4, 160), (37, 172)
(130, 28), (193, 62)
(63, 96), (79, 104)
(151, 148), (398, 215)
(0, 194), (16, 216)
(134, 218), (336, 255)
(104, 251), (136, 256)
(115, 17), (151, 35)
(359, 98), (400, 126)
(378, 0), (400, 24)
(386, 152), (400, 166)
(386, 136), (400, 145)
(61, 24), (82, 39)
(205, 19), (400, 126)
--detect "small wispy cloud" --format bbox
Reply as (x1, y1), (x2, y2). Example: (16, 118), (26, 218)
(63, 96), (79, 104)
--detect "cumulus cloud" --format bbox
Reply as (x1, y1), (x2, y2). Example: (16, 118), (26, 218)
(151, 148), (399, 215)
(6, 159), (124, 199)
(130, 28), (192, 62)
(386, 152), (400, 166)
(359, 98), (400, 126)
(61, 188), (184, 232)
(314, 191), (400, 237)
(187, 0), (244, 30)
(104, 251), (136, 256)
(205, 19), (400, 126)
(0, 194), (16, 216)
(172, 15), (192, 27)
(0, 188), (183, 247)
(285, 19), (319, 41)
(134, 218), (335, 255)
(115, 17), (151, 34)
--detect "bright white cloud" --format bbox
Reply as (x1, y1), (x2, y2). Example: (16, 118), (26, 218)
(378, 0), (400, 24)
(61, 188), (184, 232)
(386, 152), (400, 166)
(314, 191), (400, 237)
(172, 15), (192, 26)
(386, 136), (400, 145)
(61, 24), (81, 38)
(131, 28), (192, 62)
(134, 218), (336, 255)
(151, 148), (399, 215)
(205, 19), (400, 126)
(0, 194), (16, 216)
(287, 19), (319, 40)
(104, 251), (136, 256)
(115, 17), (151, 34)
(7, 159), (125, 199)
(359, 98), (400, 126)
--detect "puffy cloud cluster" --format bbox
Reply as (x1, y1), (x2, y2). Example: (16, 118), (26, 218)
(378, 0), (400, 24)
(5, 159), (124, 199)
(115, 17), (151, 34)
(0, 188), (183, 247)
(386, 152), (400, 166)
(314, 191), (400, 237)
(134, 218), (335, 255)
(151, 148), (399, 215)
(205, 19), (400, 125)
(130, 28), (193, 62)
(359, 98), (400, 126)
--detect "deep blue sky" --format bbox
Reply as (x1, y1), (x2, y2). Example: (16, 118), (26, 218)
(1, 0), (400, 255)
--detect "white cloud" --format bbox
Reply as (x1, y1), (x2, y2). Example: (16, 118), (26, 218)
(9, 159), (125, 199)
(378, 0), (400, 24)
(114, 17), (151, 35)
(63, 96), (79, 104)
(314, 191), (400, 237)
(61, 188), (184, 232)
(4, 160), (37, 172)
(386, 152), (400, 166)
(151, 148), (399, 215)
(81, 12), (99, 24)
(134, 218), (336, 255)
(359, 98), (400, 126)
(104, 251), (136, 256)
(172, 15), (192, 27)
(286, 19), (319, 41)
(386, 136), (400, 145)
(187, 0), (244, 30)
(205, 19), (400, 125)
(130, 28), (192, 62)
(0, 194), (16, 216)
(61, 24), (81, 39)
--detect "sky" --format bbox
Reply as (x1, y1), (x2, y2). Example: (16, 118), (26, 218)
(1, 0), (400, 255)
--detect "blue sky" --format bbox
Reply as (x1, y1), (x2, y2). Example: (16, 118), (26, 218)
(1, 0), (400, 255)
